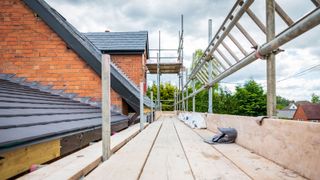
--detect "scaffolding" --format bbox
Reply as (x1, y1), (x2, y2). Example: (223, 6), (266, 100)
(176, 0), (320, 116)
(146, 15), (185, 111)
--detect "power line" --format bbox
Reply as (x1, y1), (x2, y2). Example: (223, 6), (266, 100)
(277, 63), (320, 82)
(221, 63), (320, 86)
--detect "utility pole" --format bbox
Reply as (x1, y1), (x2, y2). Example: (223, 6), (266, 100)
(102, 54), (111, 161)
(208, 19), (213, 113)
(266, 0), (276, 117)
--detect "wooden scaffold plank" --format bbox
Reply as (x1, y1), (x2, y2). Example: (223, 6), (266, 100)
(173, 118), (250, 180)
(140, 117), (193, 180)
(85, 119), (163, 180)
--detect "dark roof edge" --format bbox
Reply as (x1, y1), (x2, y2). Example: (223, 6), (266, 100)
(23, 0), (152, 108)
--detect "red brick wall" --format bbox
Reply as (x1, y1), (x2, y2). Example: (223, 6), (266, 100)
(293, 106), (307, 121)
(111, 54), (146, 89)
(111, 89), (123, 111)
(0, 0), (146, 114)
(0, 0), (102, 101)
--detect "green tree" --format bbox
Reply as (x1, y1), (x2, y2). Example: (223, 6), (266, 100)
(212, 86), (237, 114)
(276, 96), (292, 110)
(311, 93), (320, 103)
(233, 80), (266, 116)
(147, 83), (177, 111)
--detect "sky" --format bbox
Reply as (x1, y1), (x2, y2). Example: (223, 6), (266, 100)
(46, 0), (320, 101)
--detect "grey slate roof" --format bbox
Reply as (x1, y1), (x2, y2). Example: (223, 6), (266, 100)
(23, 0), (152, 112)
(0, 75), (129, 153)
(277, 110), (296, 119)
(84, 31), (149, 55)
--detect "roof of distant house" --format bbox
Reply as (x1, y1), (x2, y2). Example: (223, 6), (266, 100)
(295, 104), (320, 120)
(0, 74), (128, 153)
(84, 31), (149, 56)
(277, 109), (296, 119)
(295, 101), (311, 105)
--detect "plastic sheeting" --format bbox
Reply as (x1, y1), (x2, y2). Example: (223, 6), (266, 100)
(178, 112), (207, 129)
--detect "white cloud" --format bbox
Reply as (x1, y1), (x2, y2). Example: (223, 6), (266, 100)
(46, 0), (320, 101)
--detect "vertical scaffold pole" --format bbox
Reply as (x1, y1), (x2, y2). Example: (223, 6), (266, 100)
(157, 52), (160, 111)
(181, 14), (185, 111)
(140, 81), (144, 131)
(192, 53), (196, 112)
(185, 68), (188, 111)
(192, 79), (195, 112)
(151, 91), (153, 123)
(208, 19), (213, 114)
(102, 54), (111, 161)
(266, 0), (276, 117)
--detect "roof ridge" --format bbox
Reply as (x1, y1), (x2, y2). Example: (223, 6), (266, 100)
(0, 74), (101, 107)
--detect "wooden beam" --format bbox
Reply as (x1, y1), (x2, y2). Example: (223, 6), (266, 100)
(0, 139), (60, 179)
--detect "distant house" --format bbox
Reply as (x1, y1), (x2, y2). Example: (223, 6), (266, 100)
(284, 102), (298, 110)
(293, 104), (320, 122)
(283, 101), (311, 110)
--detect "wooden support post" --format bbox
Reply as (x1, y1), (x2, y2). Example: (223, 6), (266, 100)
(140, 81), (144, 131)
(102, 54), (111, 161)
(266, 0), (276, 117)
(151, 91), (154, 123)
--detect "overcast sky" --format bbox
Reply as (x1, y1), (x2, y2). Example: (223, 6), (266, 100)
(46, 0), (320, 101)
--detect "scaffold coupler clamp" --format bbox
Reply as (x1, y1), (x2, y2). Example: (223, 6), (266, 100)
(253, 45), (284, 60)
(204, 83), (211, 89)
(204, 54), (213, 61)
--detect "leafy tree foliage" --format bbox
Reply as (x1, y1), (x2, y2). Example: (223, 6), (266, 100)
(276, 96), (292, 110)
(311, 93), (320, 103)
(147, 83), (177, 111)
(233, 80), (266, 116)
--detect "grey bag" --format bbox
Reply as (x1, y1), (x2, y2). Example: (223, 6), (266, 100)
(205, 127), (237, 144)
